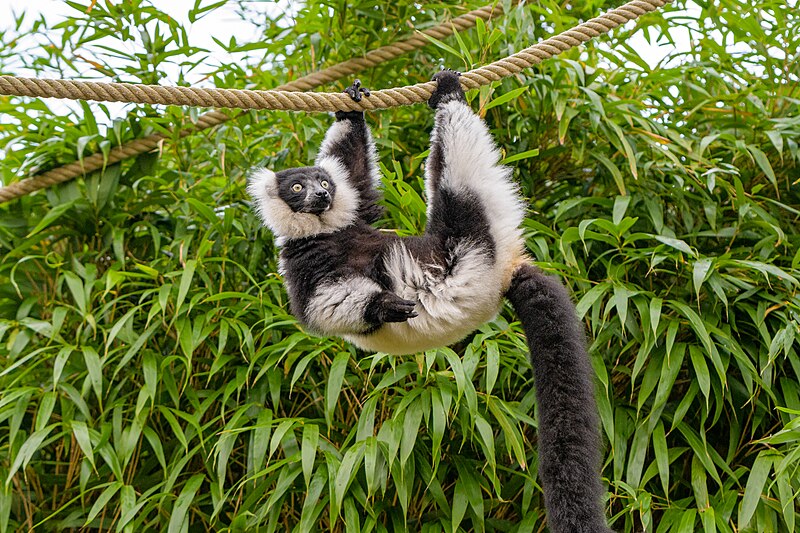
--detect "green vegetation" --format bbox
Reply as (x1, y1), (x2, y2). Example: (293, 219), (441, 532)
(1, 0), (798, 531)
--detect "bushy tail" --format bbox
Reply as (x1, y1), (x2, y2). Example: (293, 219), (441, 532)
(506, 264), (613, 533)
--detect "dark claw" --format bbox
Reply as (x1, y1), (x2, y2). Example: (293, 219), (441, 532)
(343, 79), (371, 102)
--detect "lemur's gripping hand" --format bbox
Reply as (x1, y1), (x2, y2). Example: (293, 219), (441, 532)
(428, 69), (466, 109)
(365, 291), (418, 325)
(335, 79), (371, 121)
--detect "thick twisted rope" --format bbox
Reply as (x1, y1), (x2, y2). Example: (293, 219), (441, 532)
(0, 3), (506, 204)
(1, 0), (667, 111)
(0, 0), (669, 203)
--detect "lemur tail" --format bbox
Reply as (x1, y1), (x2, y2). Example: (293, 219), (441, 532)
(505, 264), (613, 533)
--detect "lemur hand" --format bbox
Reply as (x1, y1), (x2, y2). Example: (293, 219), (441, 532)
(366, 291), (418, 324)
(344, 79), (370, 102)
(335, 79), (371, 121)
(428, 68), (466, 109)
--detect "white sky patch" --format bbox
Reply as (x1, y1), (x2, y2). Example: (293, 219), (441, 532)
(1, 0), (290, 121)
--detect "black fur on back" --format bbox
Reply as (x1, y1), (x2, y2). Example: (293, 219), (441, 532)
(506, 264), (613, 533)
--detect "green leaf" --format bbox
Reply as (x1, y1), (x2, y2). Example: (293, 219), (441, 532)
(167, 474), (204, 533)
(739, 452), (773, 530)
(484, 86), (528, 111)
(591, 152), (626, 195)
(399, 397), (423, 466)
(649, 297), (662, 338)
(85, 482), (123, 525)
(334, 446), (364, 514)
(691, 453), (709, 508)
(692, 258), (713, 300)
(500, 148), (539, 164)
(688, 345), (711, 404)
(613, 195), (631, 225)
(302, 423), (319, 487)
(71, 420), (95, 468)
(452, 478), (468, 533)
(655, 235), (696, 257)
(653, 421), (669, 496)
(325, 352), (349, 428)
(25, 200), (78, 237)
(175, 259), (197, 313)
(81, 346), (103, 404)
(747, 144), (777, 189)
(576, 282), (610, 319)
(485, 341), (499, 395)
(7, 426), (56, 483)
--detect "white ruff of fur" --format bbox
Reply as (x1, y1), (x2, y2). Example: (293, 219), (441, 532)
(306, 277), (382, 334)
(247, 164), (359, 240)
(344, 241), (504, 354)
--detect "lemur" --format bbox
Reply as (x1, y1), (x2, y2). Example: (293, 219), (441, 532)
(248, 70), (612, 533)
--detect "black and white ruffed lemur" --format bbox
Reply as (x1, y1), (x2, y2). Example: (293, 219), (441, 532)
(248, 71), (612, 533)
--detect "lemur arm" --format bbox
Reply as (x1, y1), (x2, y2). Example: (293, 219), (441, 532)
(315, 80), (383, 224)
(303, 277), (417, 335)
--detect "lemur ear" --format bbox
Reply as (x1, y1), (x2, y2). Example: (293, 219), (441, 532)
(247, 168), (280, 228)
(247, 168), (278, 199)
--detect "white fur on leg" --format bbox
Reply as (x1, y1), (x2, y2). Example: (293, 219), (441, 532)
(306, 277), (383, 334)
(345, 240), (505, 354)
(425, 100), (528, 288)
(247, 165), (359, 241)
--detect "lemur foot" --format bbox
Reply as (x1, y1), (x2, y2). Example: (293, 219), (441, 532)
(335, 79), (371, 121)
(428, 68), (466, 109)
(366, 292), (418, 324)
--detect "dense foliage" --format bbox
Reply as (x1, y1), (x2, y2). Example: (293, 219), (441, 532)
(1, 0), (798, 531)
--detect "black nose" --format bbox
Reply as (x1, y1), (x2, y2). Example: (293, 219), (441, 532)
(315, 190), (330, 199)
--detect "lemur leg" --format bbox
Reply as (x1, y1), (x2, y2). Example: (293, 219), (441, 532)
(316, 80), (383, 223)
(304, 277), (418, 335)
(425, 70), (525, 273)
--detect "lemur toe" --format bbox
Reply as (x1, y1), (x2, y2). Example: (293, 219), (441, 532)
(431, 68), (462, 82)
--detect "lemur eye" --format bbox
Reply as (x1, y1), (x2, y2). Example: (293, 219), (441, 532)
(320, 180), (329, 189)
(291, 183), (303, 192)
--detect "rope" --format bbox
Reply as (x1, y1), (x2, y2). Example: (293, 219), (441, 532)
(0, 0), (667, 111)
(0, 0), (669, 202)
(0, 3), (506, 204)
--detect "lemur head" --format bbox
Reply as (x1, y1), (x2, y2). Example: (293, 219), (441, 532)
(274, 166), (336, 215)
(247, 159), (359, 241)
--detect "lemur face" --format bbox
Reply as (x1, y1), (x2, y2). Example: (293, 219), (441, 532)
(275, 167), (336, 215)
(248, 163), (357, 240)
